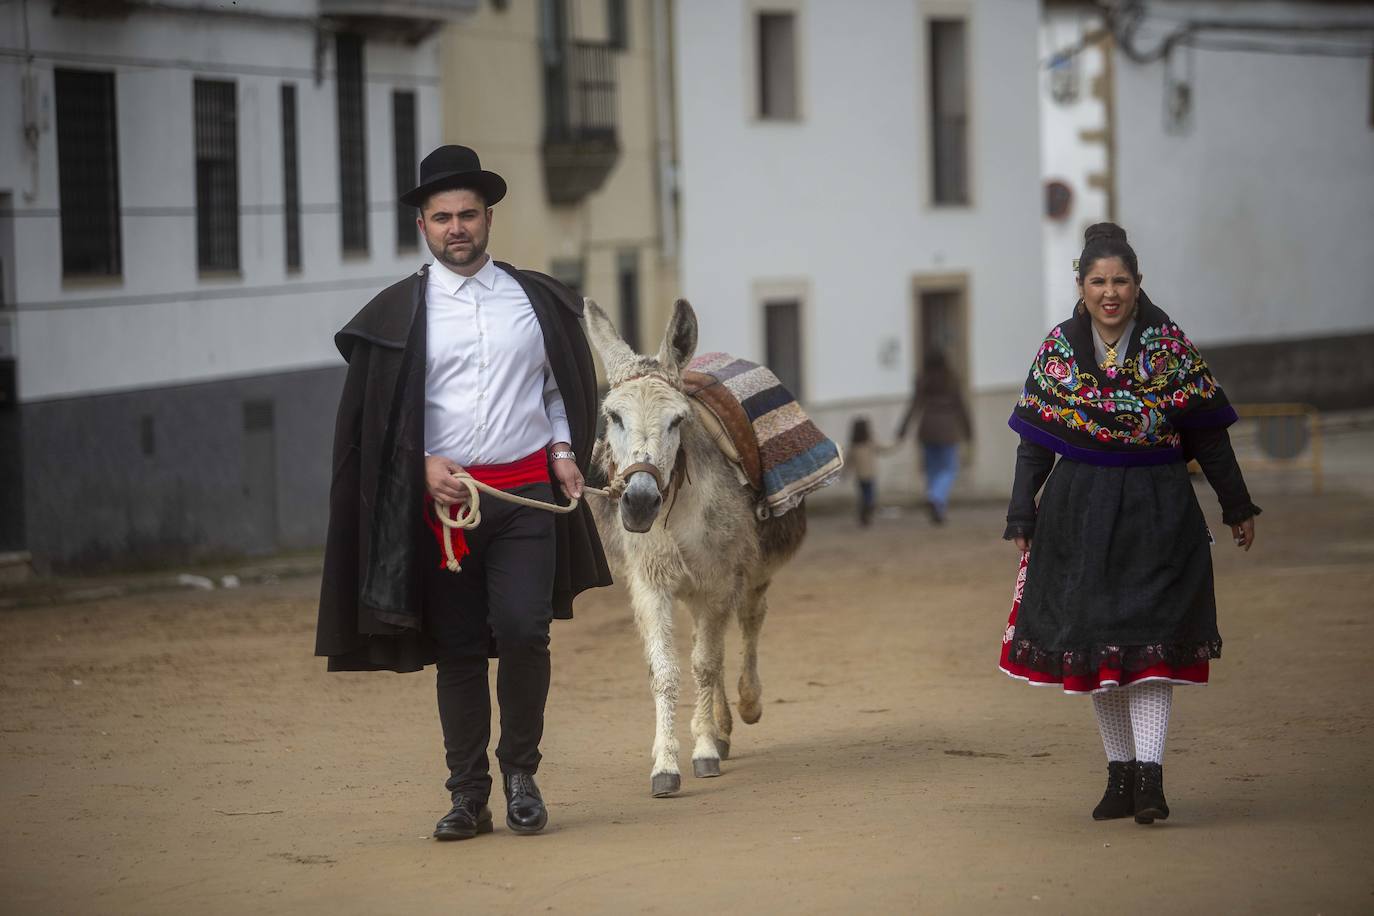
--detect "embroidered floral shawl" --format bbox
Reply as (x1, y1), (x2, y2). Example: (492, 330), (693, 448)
(1009, 293), (1238, 467)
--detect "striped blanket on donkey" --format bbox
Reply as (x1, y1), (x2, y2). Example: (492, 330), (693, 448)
(684, 352), (843, 517)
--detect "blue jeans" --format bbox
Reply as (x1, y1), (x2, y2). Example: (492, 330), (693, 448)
(857, 479), (876, 525)
(922, 443), (960, 512)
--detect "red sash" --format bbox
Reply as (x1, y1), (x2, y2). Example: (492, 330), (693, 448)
(425, 449), (551, 571)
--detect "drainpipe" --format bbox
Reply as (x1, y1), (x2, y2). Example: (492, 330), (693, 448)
(20, 0), (41, 203)
(651, 0), (677, 263)
(1101, 31), (1117, 221)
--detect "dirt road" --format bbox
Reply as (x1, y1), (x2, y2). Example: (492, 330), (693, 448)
(2, 489), (1372, 915)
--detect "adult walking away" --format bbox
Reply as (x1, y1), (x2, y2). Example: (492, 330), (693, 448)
(315, 145), (611, 841)
(998, 222), (1259, 825)
(895, 351), (972, 524)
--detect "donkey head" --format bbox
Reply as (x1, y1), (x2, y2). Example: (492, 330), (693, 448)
(584, 298), (698, 533)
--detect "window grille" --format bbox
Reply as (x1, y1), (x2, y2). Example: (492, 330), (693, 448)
(281, 84), (301, 271)
(336, 33), (369, 254)
(194, 79), (240, 271)
(55, 69), (122, 277)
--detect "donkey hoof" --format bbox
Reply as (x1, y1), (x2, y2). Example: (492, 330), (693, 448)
(715, 739), (731, 761)
(651, 772), (681, 798)
(739, 700), (763, 725)
(693, 757), (721, 778)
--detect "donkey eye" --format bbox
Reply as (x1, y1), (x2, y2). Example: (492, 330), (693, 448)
(607, 411), (623, 427)
(668, 415), (684, 430)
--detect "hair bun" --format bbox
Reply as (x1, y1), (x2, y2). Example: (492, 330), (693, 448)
(1084, 222), (1128, 245)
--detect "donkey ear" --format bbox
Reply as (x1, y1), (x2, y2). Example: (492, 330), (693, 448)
(656, 299), (698, 376)
(583, 297), (639, 381)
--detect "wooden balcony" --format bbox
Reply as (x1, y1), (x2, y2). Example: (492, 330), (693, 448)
(542, 40), (620, 206)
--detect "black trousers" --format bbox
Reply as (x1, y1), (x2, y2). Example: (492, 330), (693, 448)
(425, 482), (556, 804)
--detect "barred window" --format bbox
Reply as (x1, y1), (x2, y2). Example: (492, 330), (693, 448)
(55, 69), (122, 277)
(929, 18), (969, 206)
(281, 83), (301, 271)
(194, 79), (240, 272)
(764, 299), (803, 401)
(757, 12), (799, 121)
(392, 90), (417, 250)
(336, 33), (369, 254)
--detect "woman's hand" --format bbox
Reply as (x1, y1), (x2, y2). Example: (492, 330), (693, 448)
(1230, 517), (1255, 552)
(1013, 536), (1031, 552)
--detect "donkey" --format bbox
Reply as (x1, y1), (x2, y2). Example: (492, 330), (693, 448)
(583, 298), (807, 797)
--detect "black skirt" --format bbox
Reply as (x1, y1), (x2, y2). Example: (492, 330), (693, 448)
(1010, 459), (1222, 678)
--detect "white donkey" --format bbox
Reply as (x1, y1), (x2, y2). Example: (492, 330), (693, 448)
(584, 298), (807, 797)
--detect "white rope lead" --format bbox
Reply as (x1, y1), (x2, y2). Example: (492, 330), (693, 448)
(431, 471), (615, 572)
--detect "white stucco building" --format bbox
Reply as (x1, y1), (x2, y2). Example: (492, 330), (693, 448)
(1040, 0), (1374, 409)
(674, 0), (1045, 503)
(0, 0), (470, 569)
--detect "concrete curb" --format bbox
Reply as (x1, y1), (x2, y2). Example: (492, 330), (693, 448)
(0, 555), (325, 611)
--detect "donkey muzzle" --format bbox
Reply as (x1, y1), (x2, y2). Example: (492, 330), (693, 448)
(619, 471), (663, 532)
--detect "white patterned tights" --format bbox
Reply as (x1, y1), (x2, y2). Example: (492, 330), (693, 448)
(1091, 681), (1173, 764)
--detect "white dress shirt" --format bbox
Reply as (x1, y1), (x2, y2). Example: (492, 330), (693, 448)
(424, 255), (572, 466)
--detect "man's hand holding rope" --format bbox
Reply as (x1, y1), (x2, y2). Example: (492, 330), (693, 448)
(549, 441), (584, 502)
(426, 455), (470, 507)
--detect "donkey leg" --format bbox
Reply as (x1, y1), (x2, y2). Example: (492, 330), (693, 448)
(737, 584), (769, 725)
(713, 678), (733, 759)
(689, 604), (728, 778)
(631, 578), (681, 798)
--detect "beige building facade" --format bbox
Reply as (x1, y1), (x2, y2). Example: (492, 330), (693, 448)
(439, 0), (680, 356)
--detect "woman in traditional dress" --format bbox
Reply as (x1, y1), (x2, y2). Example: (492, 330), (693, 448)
(999, 222), (1260, 824)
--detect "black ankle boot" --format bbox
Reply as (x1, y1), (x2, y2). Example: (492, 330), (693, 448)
(1133, 761), (1170, 824)
(1092, 760), (1136, 820)
(504, 772), (548, 834)
(433, 796), (493, 841)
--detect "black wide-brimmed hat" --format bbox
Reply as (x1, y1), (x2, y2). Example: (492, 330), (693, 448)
(400, 145), (507, 208)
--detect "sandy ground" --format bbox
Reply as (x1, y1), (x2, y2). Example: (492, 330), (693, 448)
(2, 485), (1372, 915)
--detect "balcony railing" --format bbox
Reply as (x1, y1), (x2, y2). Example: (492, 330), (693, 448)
(542, 40), (620, 206)
(320, 0), (477, 42)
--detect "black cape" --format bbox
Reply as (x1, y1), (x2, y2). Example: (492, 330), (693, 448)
(315, 262), (612, 673)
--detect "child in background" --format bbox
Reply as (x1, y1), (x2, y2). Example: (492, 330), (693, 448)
(847, 416), (885, 526)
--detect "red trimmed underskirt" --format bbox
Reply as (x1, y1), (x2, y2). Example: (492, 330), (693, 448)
(998, 551), (1210, 695)
(424, 449), (551, 571)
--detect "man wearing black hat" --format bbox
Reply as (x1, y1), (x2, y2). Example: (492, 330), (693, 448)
(315, 146), (612, 840)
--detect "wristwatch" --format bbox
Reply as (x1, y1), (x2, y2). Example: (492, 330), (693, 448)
(550, 449), (576, 462)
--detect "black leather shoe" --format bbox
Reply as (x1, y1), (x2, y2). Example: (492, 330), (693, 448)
(504, 772), (548, 834)
(1133, 761), (1170, 824)
(1092, 760), (1136, 820)
(433, 796), (493, 841)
